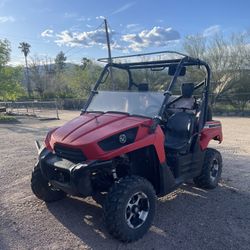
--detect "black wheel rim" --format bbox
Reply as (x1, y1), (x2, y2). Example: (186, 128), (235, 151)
(125, 192), (150, 229)
(48, 182), (60, 191)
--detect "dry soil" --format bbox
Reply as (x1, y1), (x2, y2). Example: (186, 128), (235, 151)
(0, 112), (250, 250)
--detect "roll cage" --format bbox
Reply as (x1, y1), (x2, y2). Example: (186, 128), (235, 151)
(83, 51), (211, 133)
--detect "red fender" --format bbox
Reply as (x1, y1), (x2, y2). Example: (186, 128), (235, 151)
(200, 121), (223, 150)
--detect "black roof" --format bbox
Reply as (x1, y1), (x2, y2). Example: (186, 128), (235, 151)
(97, 50), (208, 70)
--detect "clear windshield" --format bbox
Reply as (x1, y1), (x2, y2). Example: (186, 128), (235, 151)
(87, 91), (165, 118)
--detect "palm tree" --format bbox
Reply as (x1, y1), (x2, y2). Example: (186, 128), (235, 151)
(19, 42), (31, 97)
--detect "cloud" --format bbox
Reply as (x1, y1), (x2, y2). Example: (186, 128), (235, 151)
(7, 57), (25, 66)
(96, 15), (105, 20)
(0, 15), (15, 23)
(126, 23), (140, 30)
(112, 2), (135, 15)
(86, 24), (94, 28)
(52, 25), (180, 53)
(126, 24), (138, 29)
(77, 16), (91, 22)
(41, 29), (54, 37)
(64, 12), (77, 18)
(121, 26), (180, 51)
(55, 28), (115, 48)
(203, 25), (221, 37)
(156, 19), (164, 23)
(126, 23), (143, 32)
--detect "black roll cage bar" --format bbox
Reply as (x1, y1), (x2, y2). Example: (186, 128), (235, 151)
(83, 51), (211, 133)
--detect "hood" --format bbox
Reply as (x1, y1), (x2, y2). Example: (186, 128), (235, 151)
(50, 112), (151, 147)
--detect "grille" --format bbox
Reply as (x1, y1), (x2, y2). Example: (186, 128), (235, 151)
(54, 144), (86, 163)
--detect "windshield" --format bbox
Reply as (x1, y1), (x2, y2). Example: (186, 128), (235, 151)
(85, 57), (207, 118)
(87, 91), (165, 118)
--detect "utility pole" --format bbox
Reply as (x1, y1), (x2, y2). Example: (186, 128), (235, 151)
(104, 18), (114, 90)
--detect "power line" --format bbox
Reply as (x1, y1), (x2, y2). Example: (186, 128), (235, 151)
(1, 20), (106, 64)
(63, 20), (105, 59)
(64, 47), (76, 55)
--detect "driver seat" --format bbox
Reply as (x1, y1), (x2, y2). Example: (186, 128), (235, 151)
(164, 111), (195, 154)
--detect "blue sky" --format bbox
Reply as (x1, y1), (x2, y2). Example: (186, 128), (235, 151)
(0, 0), (250, 65)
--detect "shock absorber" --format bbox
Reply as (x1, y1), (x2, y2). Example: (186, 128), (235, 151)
(111, 159), (118, 181)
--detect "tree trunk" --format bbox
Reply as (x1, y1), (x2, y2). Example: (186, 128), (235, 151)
(25, 56), (31, 98)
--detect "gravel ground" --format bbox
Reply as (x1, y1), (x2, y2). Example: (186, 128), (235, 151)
(0, 112), (250, 250)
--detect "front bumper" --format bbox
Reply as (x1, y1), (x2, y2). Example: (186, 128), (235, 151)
(38, 147), (111, 197)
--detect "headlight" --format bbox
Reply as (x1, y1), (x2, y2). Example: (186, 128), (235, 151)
(98, 127), (138, 151)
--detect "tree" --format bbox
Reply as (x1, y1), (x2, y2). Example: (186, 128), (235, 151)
(226, 70), (250, 112)
(182, 32), (250, 106)
(29, 56), (46, 98)
(0, 66), (25, 101)
(183, 34), (206, 59)
(18, 42), (31, 97)
(81, 57), (90, 70)
(55, 51), (67, 72)
(0, 39), (24, 101)
(0, 39), (11, 68)
(28, 56), (57, 99)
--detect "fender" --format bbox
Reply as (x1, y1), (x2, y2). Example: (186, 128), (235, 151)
(200, 121), (223, 150)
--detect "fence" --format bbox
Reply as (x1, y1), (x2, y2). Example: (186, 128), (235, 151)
(211, 93), (250, 116)
(57, 99), (86, 110)
(1, 101), (59, 120)
(0, 93), (249, 119)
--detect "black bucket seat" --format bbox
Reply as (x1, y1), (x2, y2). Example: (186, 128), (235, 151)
(164, 83), (196, 154)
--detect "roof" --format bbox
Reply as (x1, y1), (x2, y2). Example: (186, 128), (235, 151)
(97, 50), (208, 70)
(98, 51), (188, 63)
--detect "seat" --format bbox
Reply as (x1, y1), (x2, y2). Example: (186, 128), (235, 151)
(168, 82), (196, 114)
(164, 111), (195, 154)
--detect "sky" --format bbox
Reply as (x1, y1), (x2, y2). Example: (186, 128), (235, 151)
(0, 0), (250, 66)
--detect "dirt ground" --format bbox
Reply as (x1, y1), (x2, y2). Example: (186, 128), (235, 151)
(0, 111), (250, 250)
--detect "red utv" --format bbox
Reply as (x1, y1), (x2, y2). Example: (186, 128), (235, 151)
(31, 51), (223, 242)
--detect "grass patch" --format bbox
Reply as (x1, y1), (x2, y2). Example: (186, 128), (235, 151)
(0, 114), (18, 123)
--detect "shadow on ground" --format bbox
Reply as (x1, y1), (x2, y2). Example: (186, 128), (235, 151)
(46, 181), (250, 250)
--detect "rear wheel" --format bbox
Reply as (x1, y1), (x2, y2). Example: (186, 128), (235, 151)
(193, 148), (222, 189)
(103, 176), (156, 242)
(31, 163), (66, 202)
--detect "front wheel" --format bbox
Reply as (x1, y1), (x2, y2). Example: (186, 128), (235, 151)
(31, 163), (66, 202)
(103, 176), (156, 242)
(193, 148), (222, 189)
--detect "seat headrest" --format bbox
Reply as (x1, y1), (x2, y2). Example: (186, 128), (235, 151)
(181, 83), (194, 98)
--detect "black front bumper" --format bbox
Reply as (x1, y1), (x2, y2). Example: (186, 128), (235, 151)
(38, 148), (111, 197)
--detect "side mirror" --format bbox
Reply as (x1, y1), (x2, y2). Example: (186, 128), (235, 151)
(168, 65), (186, 76)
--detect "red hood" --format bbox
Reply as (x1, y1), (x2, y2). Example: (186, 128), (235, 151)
(50, 112), (151, 147)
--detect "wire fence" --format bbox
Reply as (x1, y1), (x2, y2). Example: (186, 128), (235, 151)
(0, 99), (87, 120)
(0, 101), (59, 120)
(210, 93), (250, 116)
(0, 92), (249, 119)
